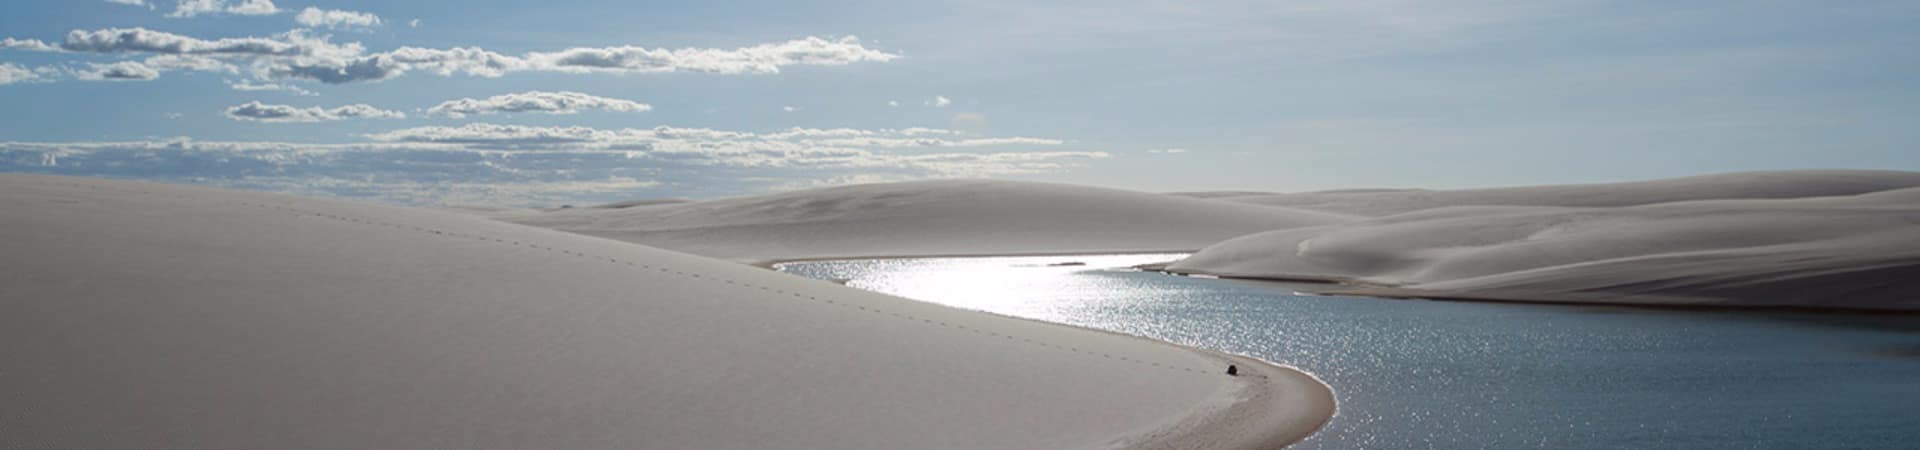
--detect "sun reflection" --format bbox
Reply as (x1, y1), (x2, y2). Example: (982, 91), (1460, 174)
(818, 254), (1189, 324)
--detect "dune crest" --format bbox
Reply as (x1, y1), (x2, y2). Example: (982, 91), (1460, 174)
(1199, 170), (1920, 216)
(498, 179), (1354, 264)
(1169, 183), (1920, 310)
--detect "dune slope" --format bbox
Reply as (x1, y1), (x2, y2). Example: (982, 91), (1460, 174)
(0, 174), (1331, 449)
(1202, 170), (1920, 216)
(497, 179), (1354, 264)
(1168, 187), (1920, 310)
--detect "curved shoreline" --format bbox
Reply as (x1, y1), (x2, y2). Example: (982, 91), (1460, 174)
(769, 256), (1337, 449)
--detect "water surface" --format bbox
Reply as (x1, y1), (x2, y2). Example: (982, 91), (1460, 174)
(779, 254), (1920, 449)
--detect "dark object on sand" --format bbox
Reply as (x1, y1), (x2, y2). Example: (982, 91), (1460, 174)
(1046, 261), (1087, 267)
(1227, 365), (1238, 376)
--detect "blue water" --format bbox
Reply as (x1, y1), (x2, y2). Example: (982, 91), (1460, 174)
(778, 254), (1920, 449)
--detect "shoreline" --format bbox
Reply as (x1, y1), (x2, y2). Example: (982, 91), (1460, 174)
(765, 254), (1338, 449)
(5, 174), (1334, 449)
(776, 252), (1919, 315)
(1157, 267), (1920, 316)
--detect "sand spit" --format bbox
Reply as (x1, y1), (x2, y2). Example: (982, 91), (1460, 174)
(0, 174), (1330, 449)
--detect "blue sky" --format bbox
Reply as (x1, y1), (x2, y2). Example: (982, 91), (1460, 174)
(2, 0), (1916, 204)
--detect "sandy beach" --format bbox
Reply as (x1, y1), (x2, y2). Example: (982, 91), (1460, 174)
(0, 174), (1333, 449)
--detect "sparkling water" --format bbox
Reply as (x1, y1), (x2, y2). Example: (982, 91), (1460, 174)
(779, 254), (1920, 449)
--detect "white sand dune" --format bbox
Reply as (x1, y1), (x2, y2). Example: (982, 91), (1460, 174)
(497, 179), (1355, 264)
(0, 174), (1332, 449)
(1191, 170), (1920, 216)
(1167, 185), (1920, 310)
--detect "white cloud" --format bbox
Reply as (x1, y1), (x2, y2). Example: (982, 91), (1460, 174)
(408, 19), (421, 28)
(142, 54), (238, 73)
(521, 36), (896, 75)
(1, 38), (58, 52)
(783, 106), (799, 112)
(427, 91), (651, 118)
(76, 61), (161, 81)
(227, 79), (317, 96)
(295, 7), (382, 30)
(224, 101), (404, 122)
(927, 95), (951, 107)
(2, 127), (1107, 204)
(1147, 148), (1190, 154)
(0, 63), (42, 85)
(888, 100), (900, 107)
(57, 27), (360, 58)
(6, 28), (895, 84)
(169, 0), (279, 18)
(106, 0), (153, 8)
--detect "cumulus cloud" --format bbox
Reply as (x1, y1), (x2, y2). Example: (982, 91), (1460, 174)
(5, 28), (895, 84)
(76, 61), (161, 80)
(228, 79), (316, 95)
(295, 7), (382, 30)
(1147, 148), (1190, 154)
(224, 101), (404, 122)
(107, 0), (150, 6)
(266, 35), (896, 84)
(0, 63), (43, 85)
(408, 19), (421, 28)
(169, 0), (279, 18)
(427, 91), (651, 118)
(142, 54), (237, 73)
(1, 38), (58, 52)
(927, 95), (951, 107)
(56, 27), (359, 58)
(521, 36), (896, 75)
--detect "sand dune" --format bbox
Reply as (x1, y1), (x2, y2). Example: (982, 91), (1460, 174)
(1167, 185), (1920, 310)
(498, 179), (1354, 264)
(0, 174), (1331, 449)
(1194, 170), (1920, 216)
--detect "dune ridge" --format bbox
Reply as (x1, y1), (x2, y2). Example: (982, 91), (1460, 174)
(1192, 170), (1920, 216)
(497, 179), (1355, 264)
(1168, 183), (1920, 311)
(0, 174), (1332, 449)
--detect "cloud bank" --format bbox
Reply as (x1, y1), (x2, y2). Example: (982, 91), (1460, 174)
(0, 63), (41, 85)
(1, 124), (1103, 204)
(295, 7), (382, 30)
(427, 91), (650, 118)
(168, 0), (279, 18)
(6, 27), (896, 84)
(224, 101), (404, 122)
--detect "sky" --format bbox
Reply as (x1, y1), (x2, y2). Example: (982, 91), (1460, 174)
(1, 0), (1916, 205)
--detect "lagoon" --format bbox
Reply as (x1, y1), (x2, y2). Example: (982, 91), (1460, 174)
(779, 254), (1920, 449)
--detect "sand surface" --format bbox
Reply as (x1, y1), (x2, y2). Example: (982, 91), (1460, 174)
(0, 174), (1332, 449)
(1189, 170), (1920, 216)
(1168, 181), (1920, 310)
(495, 179), (1354, 264)
(497, 171), (1918, 311)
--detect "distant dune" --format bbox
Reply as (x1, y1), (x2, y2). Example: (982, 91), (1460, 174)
(0, 174), (1332, 449)
(1168, 180), (1920, 311)
(497, 171), (1920, 310)
(1200, 170), (1920, 216)
(497, 179), (1355, 264)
